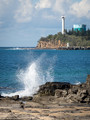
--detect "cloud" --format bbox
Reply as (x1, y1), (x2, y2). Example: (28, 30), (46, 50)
(53, 0), (71, 15)
(0, 0), (90, 26)
(14, 0), (33, 23)
(35, 0), (71, 15)
(52, 0), (90, 19)
(43, 13), (56, 20)
(70, 0), (90, 18)
(35, 0), (52, 9)
(35, 0), (72, 20)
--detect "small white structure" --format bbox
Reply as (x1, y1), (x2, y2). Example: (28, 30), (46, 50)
(61, 16), (65, 35)
(67, 43), (69, 47)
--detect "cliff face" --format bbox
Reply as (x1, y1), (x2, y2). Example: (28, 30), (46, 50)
(36, 40), (67, 49)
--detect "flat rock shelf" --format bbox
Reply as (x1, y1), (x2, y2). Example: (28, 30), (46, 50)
(0, 75), (90, 120)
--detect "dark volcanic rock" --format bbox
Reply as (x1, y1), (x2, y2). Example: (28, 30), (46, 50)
(86, 74), (90, 95)
(86, 75), (90, 86)
(55, 89), (68, 97)
(12, 95), (19, 101)
(67, 75), (90, 103)
(37, 82), (71, 96)
(20, 96), (33, 101)
(37, 75), (90, 104)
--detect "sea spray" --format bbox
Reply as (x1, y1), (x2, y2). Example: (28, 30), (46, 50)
(2, 53), (54, 97)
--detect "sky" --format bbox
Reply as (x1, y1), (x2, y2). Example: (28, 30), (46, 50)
(0, 0), (90, 47)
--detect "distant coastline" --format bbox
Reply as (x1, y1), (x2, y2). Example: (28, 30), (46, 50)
(36, 46), (90, 50)
(0, 46), (90, 50)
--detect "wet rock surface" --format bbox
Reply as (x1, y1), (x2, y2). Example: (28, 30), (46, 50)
(37, 75), (90, 104)
(37, 82), (71, 96)
(0, 75), (90, 119)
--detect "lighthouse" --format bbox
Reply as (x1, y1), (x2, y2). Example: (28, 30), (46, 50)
(61, 16), (65, 35)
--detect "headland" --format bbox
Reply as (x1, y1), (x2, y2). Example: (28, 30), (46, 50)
(36, 31), (90, 50)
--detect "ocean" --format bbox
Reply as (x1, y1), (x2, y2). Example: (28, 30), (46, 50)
(0, 47), (90, 97)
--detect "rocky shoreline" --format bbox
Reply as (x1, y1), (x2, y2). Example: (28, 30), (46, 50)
(0, 75), (90, 119)
(57, 46), (90, 50)
(36, 46), (90, 50)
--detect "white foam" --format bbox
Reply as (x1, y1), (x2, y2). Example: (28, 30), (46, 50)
(12, 48), (24, 50)
(75, 81), (81, 85)
(2, 54), (54, 97)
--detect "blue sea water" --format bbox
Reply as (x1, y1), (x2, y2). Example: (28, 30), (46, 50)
(0, 47), (90, 97)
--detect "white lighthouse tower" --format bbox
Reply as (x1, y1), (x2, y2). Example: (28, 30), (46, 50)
(61, 16), (65, 35)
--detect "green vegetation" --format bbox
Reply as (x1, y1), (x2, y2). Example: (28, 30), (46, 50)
(39, 29), (90, 47)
